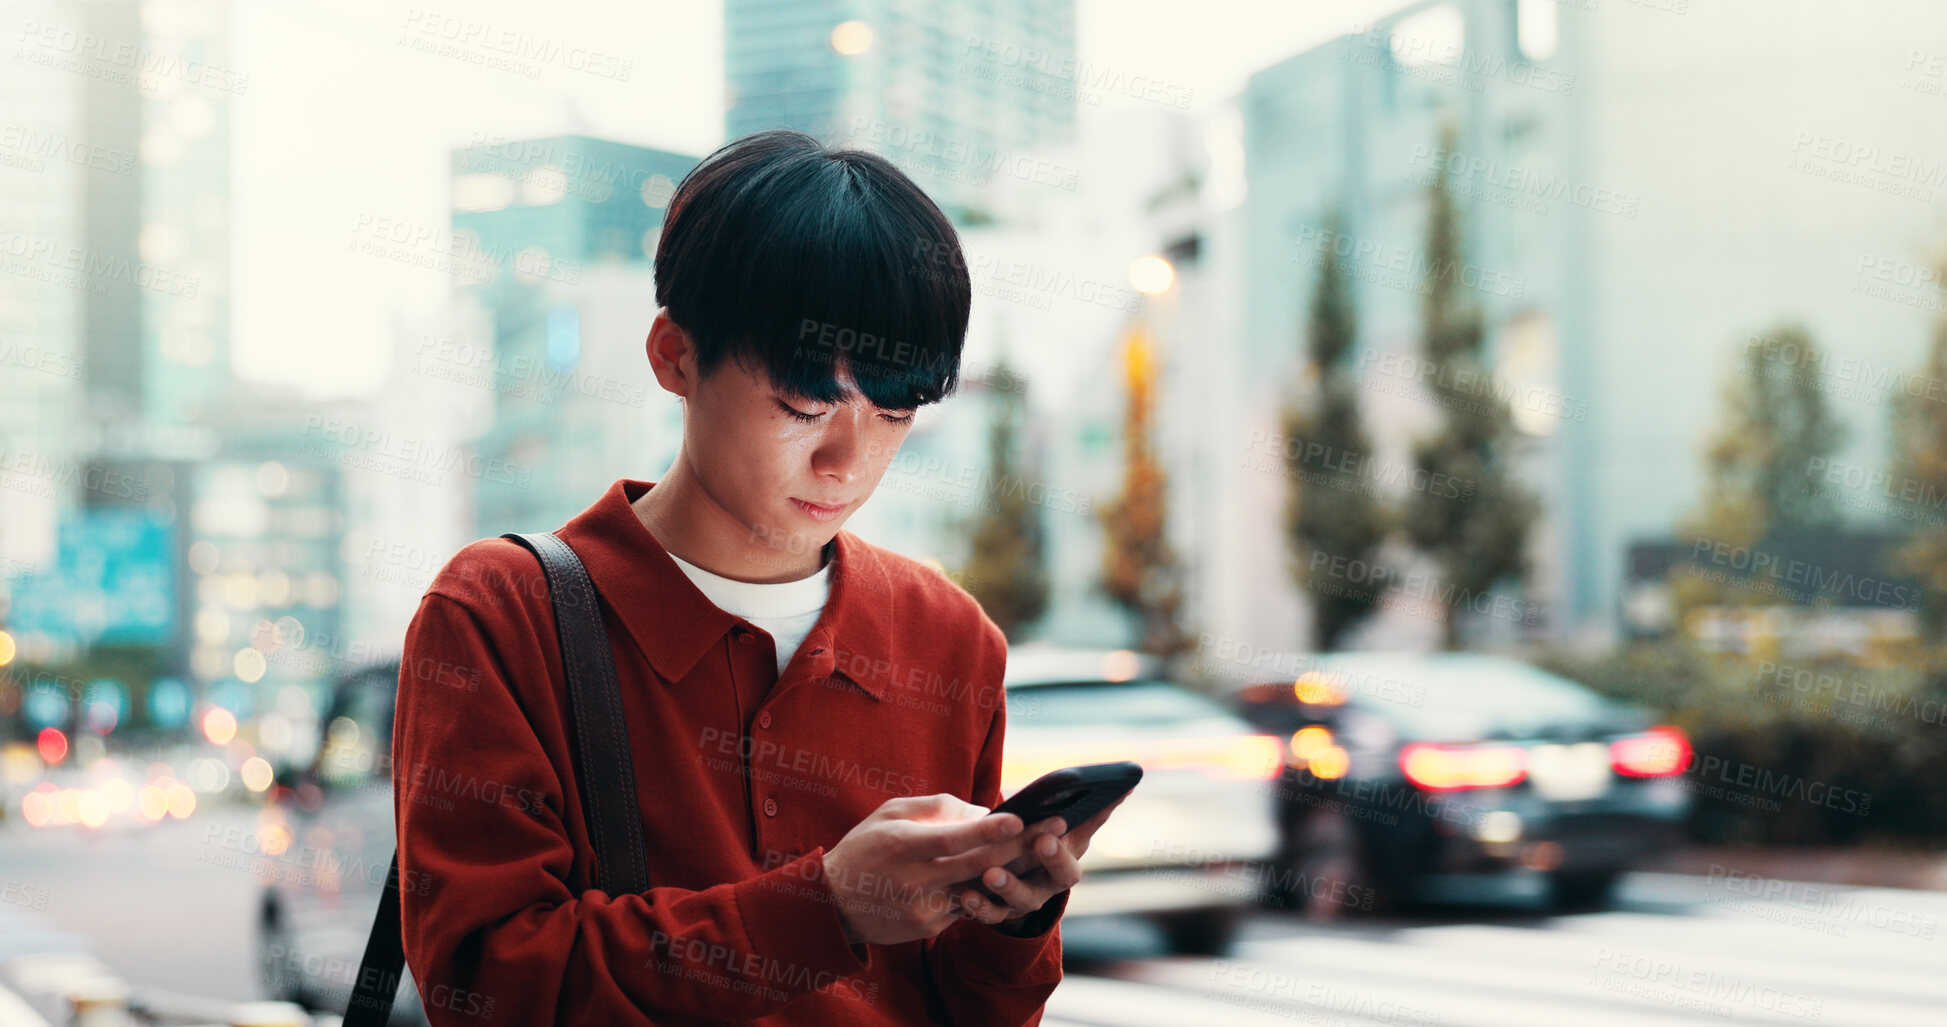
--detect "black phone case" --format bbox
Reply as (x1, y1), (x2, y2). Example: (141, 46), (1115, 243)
(994, 760), (1144, 832)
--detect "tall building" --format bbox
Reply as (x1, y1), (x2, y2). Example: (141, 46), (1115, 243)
(137, 0), (236, 427)
(447, 134), (699, 535)
(1236, 0), (1947, 647)
(0, 1), (90, 586)
(1, 0), (239, 672)
(725, 0), (1079, 223)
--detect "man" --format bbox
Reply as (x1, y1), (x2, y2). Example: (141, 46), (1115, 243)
(393, 129), (1118, 1025)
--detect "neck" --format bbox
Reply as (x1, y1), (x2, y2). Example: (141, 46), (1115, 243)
(631, 460), (829, 583)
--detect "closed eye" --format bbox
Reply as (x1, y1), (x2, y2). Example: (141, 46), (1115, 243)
(778, 398), (915, 426)
(777, 399), (823, 423)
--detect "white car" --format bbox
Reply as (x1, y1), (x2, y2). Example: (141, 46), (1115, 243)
(1001, 644), (1283, 955)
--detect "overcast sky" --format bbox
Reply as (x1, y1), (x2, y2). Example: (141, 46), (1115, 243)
(230, 0), (1410, 398)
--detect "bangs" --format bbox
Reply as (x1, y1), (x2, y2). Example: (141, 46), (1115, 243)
(654, 132), (972, 410)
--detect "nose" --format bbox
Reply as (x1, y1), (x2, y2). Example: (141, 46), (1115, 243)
(809, 406), (867, 485)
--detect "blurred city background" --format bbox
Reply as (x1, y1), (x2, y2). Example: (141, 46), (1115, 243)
(1, 0), (1944, 1024)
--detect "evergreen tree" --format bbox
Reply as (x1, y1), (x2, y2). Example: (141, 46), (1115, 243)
(1673, 324), (1847, 618)
(1403, 124), (1541, 649)
(1280, 209), (1390, 649)
(956, 355), (1051, 640)
(1892, 271), (1947, 639)
(1099, 322), (1191, 655)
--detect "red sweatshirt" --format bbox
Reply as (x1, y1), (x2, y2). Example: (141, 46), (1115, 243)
(392, 478), (1066, 1025)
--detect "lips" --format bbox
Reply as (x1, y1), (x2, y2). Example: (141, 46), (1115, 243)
(790, 497), (850, 520)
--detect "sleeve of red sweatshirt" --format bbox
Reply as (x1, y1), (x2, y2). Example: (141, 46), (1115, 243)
(392, 591), (871, 1025)
(919, 619), (1066, 1025)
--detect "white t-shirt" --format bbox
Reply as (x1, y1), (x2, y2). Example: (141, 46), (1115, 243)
(666, 546), (833, 676)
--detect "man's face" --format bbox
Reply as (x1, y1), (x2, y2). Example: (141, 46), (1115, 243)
(684, 347), (917, 558)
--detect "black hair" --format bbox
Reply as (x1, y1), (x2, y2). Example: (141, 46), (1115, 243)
(653, 129), (972, 409)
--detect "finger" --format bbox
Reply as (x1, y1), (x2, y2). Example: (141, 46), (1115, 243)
(975, 865), (1052, 917)
(959, 886), (1014, 925)
(1027, 831), (1085, 892)
(925, 830), (1036, 884)
(886, 793), (987, 825)
(906, 811), (1023, 860)
(937, 815), (1064, 884)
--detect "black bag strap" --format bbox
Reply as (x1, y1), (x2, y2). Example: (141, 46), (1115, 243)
(345, 531), (648, 1025)
(503, 530), (653, 895)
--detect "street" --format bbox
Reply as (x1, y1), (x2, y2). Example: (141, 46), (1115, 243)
(3, 805), (1940, 1025)
(1049, 874), (1944, 1026)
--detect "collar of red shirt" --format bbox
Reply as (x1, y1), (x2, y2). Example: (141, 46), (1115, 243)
(554, 478), (892, 700)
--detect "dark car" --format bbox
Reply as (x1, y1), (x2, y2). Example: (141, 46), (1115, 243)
(256, 644), (1286, 1014)
(1225, 652), (1691, 916)
(255, 659), (426, 1024)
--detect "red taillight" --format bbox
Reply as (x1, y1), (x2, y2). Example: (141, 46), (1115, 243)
(1399, 743), (1528, 791)
(1611, 726), (1692, 777)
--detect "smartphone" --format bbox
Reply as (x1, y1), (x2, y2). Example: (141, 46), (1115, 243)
(993, 761), (1144, 834)
(964, 761), (1143, 892)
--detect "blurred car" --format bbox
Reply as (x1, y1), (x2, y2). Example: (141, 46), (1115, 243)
(1002, 644), (1282, 955)
(1225, 652), (1691, 915)
(255, 644), (1284, 1018)
(255, 658), (426, 1025)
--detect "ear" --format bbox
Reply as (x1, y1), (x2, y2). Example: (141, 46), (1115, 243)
(646, 310), (696, 398)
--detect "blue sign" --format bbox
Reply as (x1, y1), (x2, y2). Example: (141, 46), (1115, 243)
(6, 509), (176, 645)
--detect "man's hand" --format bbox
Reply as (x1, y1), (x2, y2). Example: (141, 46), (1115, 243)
(820, 794), (1044, 946)
(957, 794), (1128, 930)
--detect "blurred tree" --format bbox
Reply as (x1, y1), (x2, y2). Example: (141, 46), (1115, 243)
(954, 354), (1051, 640)
(1404, 124), (1540, 650)
(1098, 322), (1191, 656)
(1672, 324), (1847, 622)
(1279, 208), (1390, 649)
(1892, 263), (1947, 640)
